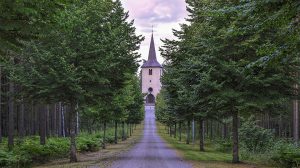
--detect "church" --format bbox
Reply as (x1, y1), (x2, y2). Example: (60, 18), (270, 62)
(140, 33), (163, 106)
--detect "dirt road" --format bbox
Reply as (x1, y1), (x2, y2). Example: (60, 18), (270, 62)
(110, 107), (191, 168)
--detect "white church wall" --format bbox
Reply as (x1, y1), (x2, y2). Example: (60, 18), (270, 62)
(141, 67), (162, 98)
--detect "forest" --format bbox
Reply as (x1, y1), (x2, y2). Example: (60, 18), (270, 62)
(156, 0), (300, 167)
(0, 0), (144, 167)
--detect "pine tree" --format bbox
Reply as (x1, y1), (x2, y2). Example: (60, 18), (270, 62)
(12, 0), (143, 162)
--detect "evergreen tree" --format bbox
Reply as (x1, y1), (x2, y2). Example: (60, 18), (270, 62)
(11, 0), (143, 162)
(159, 0), (299, 163)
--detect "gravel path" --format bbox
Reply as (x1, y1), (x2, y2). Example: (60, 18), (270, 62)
(110, 107), (191, 168)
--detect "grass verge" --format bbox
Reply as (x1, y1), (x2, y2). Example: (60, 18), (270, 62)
(156, 122), (271, 168)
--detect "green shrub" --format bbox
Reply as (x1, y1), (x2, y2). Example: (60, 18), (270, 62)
(77, 136), (100, 152)
(0, 129), (120, 167)
(240, 137), (300, 167)
(0, 149), (31, 167)
(215, 140), (232, 153)
(44, 138), (69, 158)
(0, 136), (69, 167)
(0, 150), (18, 167)
(272, 150), (300, 168)
(239, 116), (273, 153)
(105, 135), (115, 144)
(17, 138), (50, 163)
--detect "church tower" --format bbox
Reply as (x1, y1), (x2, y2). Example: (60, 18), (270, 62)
(141, 33), (163, 106)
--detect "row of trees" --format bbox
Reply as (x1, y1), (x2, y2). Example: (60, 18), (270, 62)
(0, 0), (144, 163)
(157, 0), (299, 163)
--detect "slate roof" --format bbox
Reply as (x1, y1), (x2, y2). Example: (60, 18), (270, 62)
(141, 34), (162, 68)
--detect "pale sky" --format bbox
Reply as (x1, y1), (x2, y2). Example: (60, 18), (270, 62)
(121, 0), (188, 65)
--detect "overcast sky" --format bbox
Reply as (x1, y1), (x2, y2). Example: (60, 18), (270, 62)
(121, 0), (188, 65)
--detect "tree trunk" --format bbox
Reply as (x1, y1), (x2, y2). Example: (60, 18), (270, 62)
(186, 120), (190, 144)
(34, 104), (38, 135)
(30, 102), (34, 135)
(217, 122), (220, 138)
(0, 66), (2, 143)
(61, 104), (66, 137)
(223, 123), (228, 139)
(19, 101), (25, 138)
(126, 123), (129, 137)
(75, 103), (79, 135)
(199, 119), (204, 151)
(279, 117), (282, 138)
(232, 112), (239, 163)
(293, 80), (299, 144)
(40, 105), (46, 145)
(179, 122), (182, 141)
(103, 122), (106, 149)
(58, 102), (62, 136)
(69, 102), (77, 162)
(8, 81), (14, 150)
(53, 104), (57, 136)
(122, 121), (125, 141)
(46, 105), (50, 138)
(192, 118), (195, 144)
(206, 121), (209, 139)
(210, 120), (213, 140)
(293, 99), (299, 144)
(129, 123), (132, 136)
(174, 122), (177, 138)
(114, 120), (118, 144)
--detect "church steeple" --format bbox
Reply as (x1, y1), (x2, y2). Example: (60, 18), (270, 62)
(148, 33), (157, 62)
(140, 31), (163, 105)
(141, 33), (162, 68)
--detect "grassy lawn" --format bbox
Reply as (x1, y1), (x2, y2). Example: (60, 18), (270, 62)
(157, 122), (271, 168)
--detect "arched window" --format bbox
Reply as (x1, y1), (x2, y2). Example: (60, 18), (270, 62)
(149, 69), (152, 75)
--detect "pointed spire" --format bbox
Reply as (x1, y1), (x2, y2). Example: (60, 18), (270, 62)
(148, 32), (157, 61)
(141, 31), (162, 68)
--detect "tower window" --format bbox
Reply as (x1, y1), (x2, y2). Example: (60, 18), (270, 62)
(149, 69), (152, 75)
(150, 80), (151, 83)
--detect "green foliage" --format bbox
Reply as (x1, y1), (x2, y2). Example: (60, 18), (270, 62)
(0, 150), (29, 168)
(18, 138), (49, 163)
(272, 149), (300, 168)
(3, 0), (144, 162)
(239, 116), (274, 152)
(239, 138), (300, 167)
(0, 129), (127, 167)
(159, 0), (299, 163)
(77, 135), (100, 152)
(155, 90), (170, 124)
(0, 0), (65, 55)
(104, 135), (116, 144)
(214, 140), (232, 153)
(0, 136), (68, 167)
(45, 138), (70, 158)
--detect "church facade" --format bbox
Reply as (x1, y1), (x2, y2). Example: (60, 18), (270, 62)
(141, 34), (162, 105)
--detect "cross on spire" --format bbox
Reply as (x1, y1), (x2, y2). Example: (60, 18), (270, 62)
(152, 25), (153, 34)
